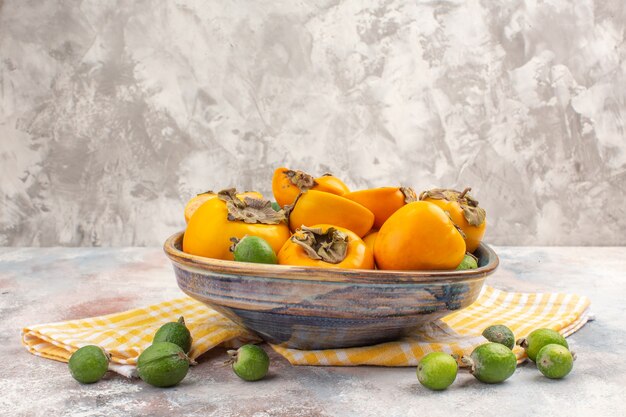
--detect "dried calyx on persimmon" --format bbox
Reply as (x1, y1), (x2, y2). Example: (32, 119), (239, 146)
(291, 225), (349, 264)
(277, 224), (374, 269)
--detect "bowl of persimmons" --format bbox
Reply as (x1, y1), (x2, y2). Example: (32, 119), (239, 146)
(163, 167), (498, 350)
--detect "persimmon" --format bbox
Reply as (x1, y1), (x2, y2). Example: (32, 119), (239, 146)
(272, 167), (349, 207)
(363, 230), (378, 254)
(277, 224), (374, 269)
(287, 190), (374, 237)
(183, 189), (290, 260)
(419, 188), (486, 253)
(344, 187), (417, 229)
(374, 201), (466, 270)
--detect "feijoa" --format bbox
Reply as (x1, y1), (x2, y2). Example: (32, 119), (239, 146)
(137, 342), (193, 387)
(230, 236), (278, 264)
(68, 345), (110, 384)
(462, 342), (517, 384)
(153, 316), (192, 353)
(229, 344), (270, 381)
(517, 328), (568, 362)
(536, 344), (574, 379)
(456, 253), (478, 270)
(417, 352), (458, 390)
(482, 324), (515, 350)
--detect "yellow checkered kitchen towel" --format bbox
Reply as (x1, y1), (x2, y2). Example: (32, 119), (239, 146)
(22, 286), (591, 376)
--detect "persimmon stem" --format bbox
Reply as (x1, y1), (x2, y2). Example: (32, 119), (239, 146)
(459, 187), (471, 200)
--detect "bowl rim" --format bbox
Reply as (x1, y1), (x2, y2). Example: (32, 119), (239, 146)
(163, 231), (499, 284)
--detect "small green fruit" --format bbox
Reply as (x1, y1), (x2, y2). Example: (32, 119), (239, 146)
(417, 352), (458, 390)
(456, 253), (478, 270)
(137, 342), (193, 387)
(271, 202), (281, 212)
(463, 342), (517, 384)
(517, 328), (568, 362)
(229, 344), (270, 381)
(482, 324), (515, 350)
(68, 345), (110, 384)
(231, 236), (278, 264)
(536, 344), (574, 379)
(153, 316), (192, 353)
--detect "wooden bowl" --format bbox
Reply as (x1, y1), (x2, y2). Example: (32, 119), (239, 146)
(164, 231), (499, 350)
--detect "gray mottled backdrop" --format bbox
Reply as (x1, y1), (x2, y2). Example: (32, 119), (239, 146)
(1, 0), (625, 246)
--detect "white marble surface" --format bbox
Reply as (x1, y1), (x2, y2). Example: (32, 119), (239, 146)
(0, 246), (625, 416)
(1, 0), (625, 246)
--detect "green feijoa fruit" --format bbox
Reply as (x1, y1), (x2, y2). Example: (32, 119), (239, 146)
(536, 344), (574, 379)
(482, 324), (515, 350)
(137, 342), (193, 387)
(456, 253), (478, 270)
(230, 235), (278, 264)
(231, 235), (278, 264)
(153, 316), (192, 353)
(463, 342), (517, 384)
(229, 344), (270, 381)
(517, 328), (568, 362)
(417, 352), (458, 391)
(68, 345), (110, 384)
(271, 202), (281, 212)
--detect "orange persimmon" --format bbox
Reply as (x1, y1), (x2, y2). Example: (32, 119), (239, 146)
(288, 190), (374, 237)
(363, 230), (378, 253)
(277, 224), (374, 269)
(344, 187), (417, 229)
(374, 201), (466, 270)
(315, 174), (350, 195)
(272, 167), (350, 207)
(419, 187), (486, 253)
(183, 189), (290, 260)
